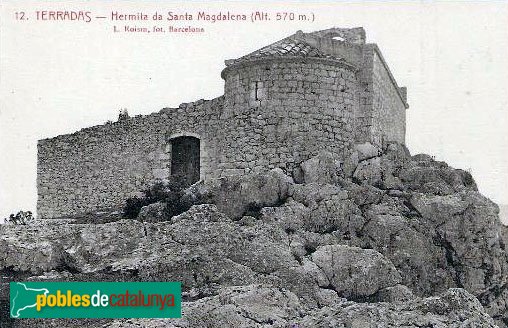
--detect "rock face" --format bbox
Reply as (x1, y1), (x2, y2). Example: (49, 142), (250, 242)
(182, 168), (293, 219)
(100, 287), (496, 328)
(1, 142), (507, 327)
(311, 245), (402, 299)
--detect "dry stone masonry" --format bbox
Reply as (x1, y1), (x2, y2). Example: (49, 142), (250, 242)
(37, 27), (409, 218)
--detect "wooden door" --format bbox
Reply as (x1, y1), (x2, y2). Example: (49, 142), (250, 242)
(170, 136), (200, 186)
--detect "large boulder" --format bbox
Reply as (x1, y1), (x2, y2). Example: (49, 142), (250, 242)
(0, 238), (68, 274)
(296, 150), (343, 185)
(411, 192), (507, 292)
(182, 169), (293, 219)
(289, 183), (344, 207)
(137, 202), (168, 222)
(304, 193), (363, 234)
(353, 156), (382, 187)
(360, 201), (455, 296)
(260, 200), (308, 232)
(346, 183), (385, 206)
(311, 245), (401, 299)
(399, 158), (477, 195)
(355, 142), (381, 161)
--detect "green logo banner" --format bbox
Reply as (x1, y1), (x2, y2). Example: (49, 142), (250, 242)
(10, 282), (181, 318)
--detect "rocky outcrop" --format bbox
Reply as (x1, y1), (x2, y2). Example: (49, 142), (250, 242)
(100, 287), (496, 328)
(182, 168), (293, 219)
(299, 288), (497, 328)
(294, 150), (343, 185)
(1, 142), (507, 327)
(311, 245), (402, 299)
(137, 202), (167, 223)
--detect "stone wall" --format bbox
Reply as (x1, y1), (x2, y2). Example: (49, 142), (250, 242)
(355, 45), (407, 146)
(296, 30), (407, 146)
(370, 48), (407, 145)
(37, 97), (224, 218)
(221, 57), (358, 176)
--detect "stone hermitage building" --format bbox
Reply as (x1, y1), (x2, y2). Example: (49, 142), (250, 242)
(37, 27), (409, 219)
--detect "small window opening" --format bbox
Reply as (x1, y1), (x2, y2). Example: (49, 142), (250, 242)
(255, 81), (261, 101)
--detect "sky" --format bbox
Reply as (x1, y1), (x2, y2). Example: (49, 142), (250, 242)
(1, 1), (507, 221)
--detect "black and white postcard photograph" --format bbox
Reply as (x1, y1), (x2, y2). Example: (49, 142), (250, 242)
(1, 1), (507, 327)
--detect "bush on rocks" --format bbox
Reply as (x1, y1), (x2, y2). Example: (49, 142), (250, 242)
(4, 210), (35, 225)
(122, 180), (193, 220)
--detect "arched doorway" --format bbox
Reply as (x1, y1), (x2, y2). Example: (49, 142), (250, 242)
(170, 136), (200, 186)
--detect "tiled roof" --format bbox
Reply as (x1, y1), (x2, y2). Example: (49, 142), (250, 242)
(226, 37), (341, 66)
